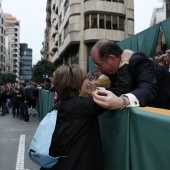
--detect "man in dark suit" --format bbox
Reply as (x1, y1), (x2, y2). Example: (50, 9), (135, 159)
(91, 39), (170, 110)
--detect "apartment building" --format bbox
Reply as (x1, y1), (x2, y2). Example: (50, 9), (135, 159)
(4, 13), (20, 82)
(0, 7), (6, 75)
(5, 36), (12, 73)
(20, 43), (32, 84)
(41, 0), (52, 61)
(41, 0), (134, 70)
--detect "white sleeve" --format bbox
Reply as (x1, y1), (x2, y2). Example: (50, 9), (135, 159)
(121, 93), (140, 107)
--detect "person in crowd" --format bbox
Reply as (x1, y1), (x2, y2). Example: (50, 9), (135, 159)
(28, 84), (39, 117)
(86, 69), (111, 95)
(91, 38), (170, 110)
(164, 49), (170, 72)
(11, 86), (20, 118)
(18, 83), (31, 123)
(5, 82), (12, 114)
(153, 53), (161, 63)
(92, 70), (111, 88)
(158, 53), (167, 67)
(87, 71), (96, 81)
(41, 78), (52, 90)
(40, 64), (107, 170)
(0, 85), (8, 116)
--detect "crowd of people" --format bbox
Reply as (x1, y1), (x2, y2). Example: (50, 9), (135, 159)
(0, 75), (60, 123)
(0, 82), (39, 122)
(152, 49), (170, 72)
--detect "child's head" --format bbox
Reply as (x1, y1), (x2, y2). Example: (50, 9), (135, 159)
(53, 64), (88, 100)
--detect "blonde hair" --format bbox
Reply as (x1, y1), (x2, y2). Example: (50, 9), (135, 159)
(92, 75), (111, 88)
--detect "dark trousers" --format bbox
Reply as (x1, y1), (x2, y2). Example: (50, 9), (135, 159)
(12, 102), (19, 116)
(19, 101), (29, 121)
(28, 98), (36, 109)
(1, 101), (6, 115)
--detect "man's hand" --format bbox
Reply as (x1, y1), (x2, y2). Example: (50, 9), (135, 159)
(120, 49), (134, 67)
(92, 90), (124, 110)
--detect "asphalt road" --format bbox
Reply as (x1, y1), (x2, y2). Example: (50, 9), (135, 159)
(0, 110), (41, 170)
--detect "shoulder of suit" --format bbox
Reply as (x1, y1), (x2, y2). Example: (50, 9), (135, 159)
(130, 52), (149, 63)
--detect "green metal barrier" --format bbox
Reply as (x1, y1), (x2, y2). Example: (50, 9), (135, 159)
(36, 89), (54, 120)
(36, 92), (170, 170)
(99, 107), (170, 170)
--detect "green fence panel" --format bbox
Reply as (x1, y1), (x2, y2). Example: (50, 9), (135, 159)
(37, 89), (54, 120)
(161, 17), (170, 49)
(130, 107), (170, 170)
(99, 109), (130, 170)
(99, 107), (170, 170)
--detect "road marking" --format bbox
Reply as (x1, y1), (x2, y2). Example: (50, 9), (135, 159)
(16, 135), (30, 170)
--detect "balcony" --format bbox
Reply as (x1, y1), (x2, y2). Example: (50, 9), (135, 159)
(84, 29), (125, 42)
(46, 15), (51, 26)
(46, 2), (51, 13)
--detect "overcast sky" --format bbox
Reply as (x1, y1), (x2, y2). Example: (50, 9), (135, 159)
(2, 0), (163, 65)
(2, 0), (46, 65)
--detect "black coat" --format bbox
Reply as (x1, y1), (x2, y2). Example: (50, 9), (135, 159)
(40, 96), (105, 170)
(0, 90), (7, 102)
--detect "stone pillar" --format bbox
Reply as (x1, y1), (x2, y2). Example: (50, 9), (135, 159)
(79, 1), (87, 71)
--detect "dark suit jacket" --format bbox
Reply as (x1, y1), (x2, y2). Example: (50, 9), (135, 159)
(109, 52), (170, 109)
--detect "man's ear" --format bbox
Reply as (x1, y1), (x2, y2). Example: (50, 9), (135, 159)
(109, 55), (117, 63)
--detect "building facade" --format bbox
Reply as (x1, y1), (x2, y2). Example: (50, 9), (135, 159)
(41, 0), (134, 70)
(0, 7), (6, 75)
(5, 36), (12, 73)
(166, 0), (170, 18)
(150, 3), (166, 26)
(4, 13), (20, 82)
(150, 1), (170, 53)
(20, 43), (32, 84)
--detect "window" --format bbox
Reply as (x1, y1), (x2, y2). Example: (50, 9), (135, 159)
(64, 21), (69, 39)
(91, 14), (97, 28)
(106, 15), (111, 29)
(64, 0), (69, 14)
(99, 14), (105, 28)
(85, 15), (89, 29)
(59, 34), (61, 46)
(55, 24), (58, 31)
(119, 16), (124, 31)
(112, 16), (118, 30)
(59, 14), (62, 26)
(84, 13), (125, 31)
